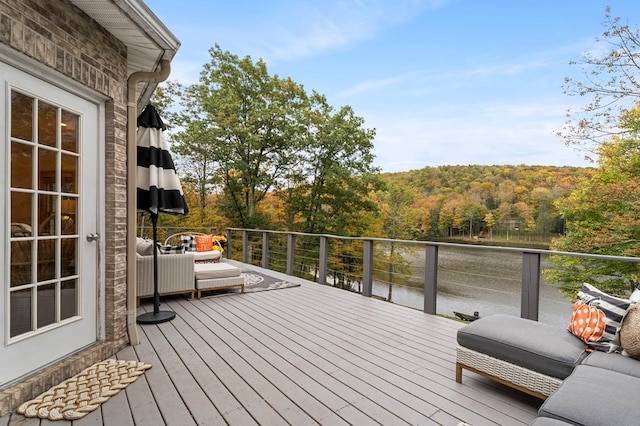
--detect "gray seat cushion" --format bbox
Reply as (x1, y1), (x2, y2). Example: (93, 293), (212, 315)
(530, 417), (574, 426)
(539, 365), (640, 425)
(457, 314), (588, 379)
(194, 262), (241, 280)
(582, 351), (640, 379)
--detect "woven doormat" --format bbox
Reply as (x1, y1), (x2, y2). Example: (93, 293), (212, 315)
(17, 359), (152, 421)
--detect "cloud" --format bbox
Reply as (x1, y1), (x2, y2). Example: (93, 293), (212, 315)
(335, 72), (421, 98)
(237, 0), (446, 63)
(166, 59), (204, 86)
(367, 98), (592, 172)
(331, 40), (584, 106)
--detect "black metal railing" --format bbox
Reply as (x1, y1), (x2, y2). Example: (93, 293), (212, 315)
(225, 228), (640, 325)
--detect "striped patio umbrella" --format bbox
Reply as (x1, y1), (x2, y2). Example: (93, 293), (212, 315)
(136, 104), (188, 324)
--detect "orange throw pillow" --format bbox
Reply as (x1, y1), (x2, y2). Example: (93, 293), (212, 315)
(194, 234), (213, 252)
(568, 300), (606, 343)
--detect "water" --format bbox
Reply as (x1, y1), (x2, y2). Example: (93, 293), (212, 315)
(368, 245), (574, 328)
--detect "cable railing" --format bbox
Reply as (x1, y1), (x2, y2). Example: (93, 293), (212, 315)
(224, 228), (640, 327)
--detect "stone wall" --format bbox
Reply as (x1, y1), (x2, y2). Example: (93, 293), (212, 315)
(0, 0), (130, 415)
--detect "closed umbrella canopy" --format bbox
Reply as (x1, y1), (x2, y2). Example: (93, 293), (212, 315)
(136, 105), (188, 216)
(135, 104), (188, 324)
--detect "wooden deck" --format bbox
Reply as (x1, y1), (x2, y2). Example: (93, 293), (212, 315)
(2, 264), (541, 425)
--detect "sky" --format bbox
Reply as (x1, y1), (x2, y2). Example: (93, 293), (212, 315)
(143, 0), (640, 173)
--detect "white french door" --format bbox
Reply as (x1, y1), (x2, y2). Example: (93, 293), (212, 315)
(0, 62), (101, 385)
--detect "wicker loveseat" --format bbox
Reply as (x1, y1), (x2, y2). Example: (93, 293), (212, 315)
(135, 238), (195, 304)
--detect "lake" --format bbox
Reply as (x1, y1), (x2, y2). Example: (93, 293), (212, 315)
(368, 244), (574, 328)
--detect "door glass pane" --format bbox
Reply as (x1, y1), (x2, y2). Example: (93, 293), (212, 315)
(11, 91), (33, 141)
(38, 148), (57, 191)
(61, 212), (76, 235)
(38, 194), (57, 235)
(11, 192), (33, 232)
(61, 237), (77, 277)
(61, 280), (77, 320)
(10, 289), (33, 337)
(61, 110), (78, 153)
(38, 101), (57, 147)
(61, 154), (77, 194)
(37, 240), (56, 282)
(37, 284), (56, 328)
(10, 240), (32, 287)
(11, 142), (33, 189)
(61, 199), (76, 220)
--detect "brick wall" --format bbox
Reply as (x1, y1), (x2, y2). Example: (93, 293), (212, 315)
(0, 0), (130, 415)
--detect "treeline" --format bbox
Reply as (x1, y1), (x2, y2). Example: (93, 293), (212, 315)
(377, 165), (593, 242)
(157, 163), (593, 247)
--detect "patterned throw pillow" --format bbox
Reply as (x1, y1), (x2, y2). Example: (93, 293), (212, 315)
(157, 244), (186, 254)
(574, 283), (632, 352)
(135, 238), (154, 256)
(180, 235), (197, 252)
(568, 300), (606, 343)
(195, 234), (213, 252)
(620, 303), (640, 359)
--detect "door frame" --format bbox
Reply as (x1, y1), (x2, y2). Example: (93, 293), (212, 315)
(0, 50), (106, 385)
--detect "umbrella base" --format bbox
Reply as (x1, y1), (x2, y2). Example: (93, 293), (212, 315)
(136, 310), (176, 324)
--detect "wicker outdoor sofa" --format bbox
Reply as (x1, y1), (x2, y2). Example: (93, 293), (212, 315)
(136, 251), (195, 304)
(135, 237), (244, 303)
(456, 286), (640, 426)
(164, 232), (223, 263)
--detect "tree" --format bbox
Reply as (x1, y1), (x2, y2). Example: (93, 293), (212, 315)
(372, 182), (420, 301)
(165, 45), (308, 228)
(162, 45), (381, 236)
(279, 92), (382, 236)
(151, 82), (222, 225)
(560, 7), (640, 156)
(484, 212), (496, 239)
(416, 195), (446, 239)
(202, 46), (310, 228)
(546, 105), (640, 297)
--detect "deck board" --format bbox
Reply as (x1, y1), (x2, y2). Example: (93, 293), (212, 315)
(2, 264), (542, 425)
(185, 296), (420, 425)
(131, 322), (198, 426)
(115, 345), (165, 426)
(217, 295), (439, 424)
(171, 301), (315, 424)
(215, 282), (534, 425)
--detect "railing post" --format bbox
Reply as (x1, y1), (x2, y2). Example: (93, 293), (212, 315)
(423, 244), (438, 315)
(225, 229), (232, 259)
(262, 232), (269, 269)
(242, 230), (249, 264)
(286, 233), (295, 275)
(521, 252), (541, 321)
(318, 236), (328, 285)
(362, 239), (373, 297)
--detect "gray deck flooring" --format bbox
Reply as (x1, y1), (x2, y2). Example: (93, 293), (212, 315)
(2, 265), (541, 425)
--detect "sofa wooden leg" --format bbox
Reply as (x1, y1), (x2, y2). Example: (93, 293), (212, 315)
(456, 363), (463, 383)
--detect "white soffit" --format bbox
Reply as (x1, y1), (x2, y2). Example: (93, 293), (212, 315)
(68, 0), (180, 76)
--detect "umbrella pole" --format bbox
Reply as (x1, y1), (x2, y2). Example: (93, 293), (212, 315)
(151, 212), (160, 314)
(136, 212), (176, 324)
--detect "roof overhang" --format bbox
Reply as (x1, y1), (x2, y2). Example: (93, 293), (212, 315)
(69, 0), (180, 106)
